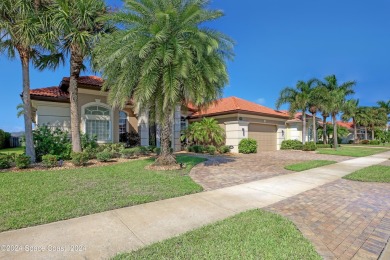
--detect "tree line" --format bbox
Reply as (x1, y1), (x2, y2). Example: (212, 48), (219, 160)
(276, 75), (389, 148)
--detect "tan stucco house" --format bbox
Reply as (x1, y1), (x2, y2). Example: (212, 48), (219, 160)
(30, 76), (318, 153)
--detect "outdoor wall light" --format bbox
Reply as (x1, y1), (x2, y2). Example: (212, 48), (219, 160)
(242, 128), (245, 136)
(282, 130), (285, 137)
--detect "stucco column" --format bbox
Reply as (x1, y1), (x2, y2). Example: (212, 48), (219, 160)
(224, 121), (249, 153)
(138, 109), (149, 147)
(171, 105), (182, 152)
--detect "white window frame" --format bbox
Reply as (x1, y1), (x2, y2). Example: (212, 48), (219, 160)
(119, 110), (129, 136)
(81, 101), (113, 143)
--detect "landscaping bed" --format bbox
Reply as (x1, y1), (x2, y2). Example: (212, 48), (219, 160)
(115, 209), (320, 260)
(0, 155), (205, 232)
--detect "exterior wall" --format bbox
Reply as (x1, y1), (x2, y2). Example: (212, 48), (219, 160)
(138, 109), (149, 146)
(225, 121), (249, 153)
(33, 101), (71, 131)
(277, 125), (286, 150)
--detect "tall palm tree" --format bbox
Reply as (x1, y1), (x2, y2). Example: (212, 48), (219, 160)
(0, 0), (51, 162)
(342, 99), (359, 143)
(318, 75), (355, 148)
(367, 107), (388, 139)
(355, 106), (370, 140)
(93, 0), (234, 166)
(276, 79), (317, 144)
(47, 0), (110, 152)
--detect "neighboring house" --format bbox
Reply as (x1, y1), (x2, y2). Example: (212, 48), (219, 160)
(282, 112), (320, 143)
(29, 76), (318, 153)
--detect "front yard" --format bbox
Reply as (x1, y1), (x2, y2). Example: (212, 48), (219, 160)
(0, 146), (24, 154)
(317, 146), (388, 157)
(115, 209), (320, 260)
(343, 165), (390, 183)
(0, 155), (205, 232)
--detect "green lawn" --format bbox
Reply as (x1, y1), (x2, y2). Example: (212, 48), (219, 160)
(115, 209), (320, 260)
(285, 160), (337, 172)
(317, 147), (388, 157)
(343, 165), (390, 183)
(0, 155), (205, 232)
(0, 147), (25, 154)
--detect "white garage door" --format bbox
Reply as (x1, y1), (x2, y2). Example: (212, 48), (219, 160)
(248, 124), (277, 152)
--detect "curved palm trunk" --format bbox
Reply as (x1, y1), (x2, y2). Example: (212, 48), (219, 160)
(323, 114), (328, 144)
(155, 110), (177, 166)
(353, 118), (357, 143)
(69, 46), (83, 152)
(302, 111), (306, 144)
(20, 51), (36, 162)
(332, 113), (338, 149)
(312, 112), (316, 143)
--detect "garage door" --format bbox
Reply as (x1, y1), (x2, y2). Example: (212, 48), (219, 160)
(248, 124), (277, 152)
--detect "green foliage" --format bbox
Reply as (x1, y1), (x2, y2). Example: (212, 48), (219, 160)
(42, 155), (58, 168)
(369, 140), (381, 145)
(96, 151), (112, 162)
(147, 146), (156, 153)
(119, 131), (141, 147)
(0, 129), (7, 149)
(15, 154), (31, 169)
(181, 118), (225, 147)
(153, 147), (161, 155)
(218, 145), (231, 154)
(302, 142), (317, 151)
(285, 160), (337, 172)
(375, 130), (390, 144)
(281, 140), (303, 150)
(344, 165), (390, 183)
(83, 146), (97, 160)
(121, 148), (135, 159)
(188, 145), (205, 154)
(100, 143), (125, 158)
(316, 144), (332, 148)
(361, 140), (370, 144)
(33, 126), (72, 161)
(0, 155), (11, 169)
(71, 152), (89, 166)
(238, 139), (257, 154)
(206, 145), (217, 155)
(81, 134), (98, 150)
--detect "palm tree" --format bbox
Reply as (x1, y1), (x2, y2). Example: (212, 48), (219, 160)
(355, 106), (370, 140)
(276, 79), (318, 144)
(342, 99), (359, 143)
(47, 0), (110, 152)
(377, 100), (390, 122)
(181, 118), (225, 146)
(93, 0), (234, 166)
(0, 0), (51, 162)
(318, 75), (355, 148)
(367, 107), (388, 139)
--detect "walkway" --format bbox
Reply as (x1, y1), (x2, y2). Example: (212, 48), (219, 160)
(0, 152), (389, 260)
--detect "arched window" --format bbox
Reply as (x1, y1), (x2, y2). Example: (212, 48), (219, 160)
(83, 104), (112, 142)
(119, 111), (128, 136)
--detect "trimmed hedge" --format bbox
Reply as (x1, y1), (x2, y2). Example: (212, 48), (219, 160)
(302, 142), (317, 151)
(42, 154), (58, 168)
(281, 140), (303, 150)
(15, 154), (30, 169)
(71, 152), (89, 166)
(238, 138), (257, 154)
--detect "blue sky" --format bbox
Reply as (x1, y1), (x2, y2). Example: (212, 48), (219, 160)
(1, 0), (389, 132)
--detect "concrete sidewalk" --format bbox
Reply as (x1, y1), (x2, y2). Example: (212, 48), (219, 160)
(1, 151), (389, 260)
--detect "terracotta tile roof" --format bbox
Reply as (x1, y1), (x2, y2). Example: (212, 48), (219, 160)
(61, 76), (103, 87)
(336, 121), (354, 129)
(189, 96), (289, 118)
(30, 86), (69, 99)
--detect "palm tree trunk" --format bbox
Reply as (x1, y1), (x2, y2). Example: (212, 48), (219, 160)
(372, 129), (375, 140)
(353, 118), (357, 143)
(312, 112), (317, 143)
(364, 126), (368, 140)
(154, 110), (177, 166)
(69, 46), (83, 152)
(20, 50), (36, 162)
(302, 111), (306, 144)
(323, 115), (328, 144)
(332, 113), (338, 149)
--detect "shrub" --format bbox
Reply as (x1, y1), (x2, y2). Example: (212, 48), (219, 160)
(218, 145), (231, 154)
(181, 118), (225, 147)
(189, 145), (205, 153)
(316, 141), (324, 144)
(96, 151), (112, 162)
(33, 125), (72, 161)
(100, 143), (125, 158)
(302, 142), (317, 151)
(238, 138), (257, 154)
(206, 145), (217, 155)
(153, 147), (161, 155)
(361, 140), (370, 145)
(348, 140), (354, 144)
(0, 155), (11, 169)
(42, 154), (58, 168)
(281, 140), (303, 150)
(71, 152), (89, 166)
(81, 134), (98, 149)
(121, 148), (135, 159)
(15, 154), (31, 169)
(119, 131), (141, 147)
(84, 146), (97, 159)
(147, 146), (156, 153)
(369, 140), (380, 145)
(0, 129), (6, 149)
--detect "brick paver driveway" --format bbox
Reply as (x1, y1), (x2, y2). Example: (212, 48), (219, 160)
(266, 179), (390, 260)
(190, 150), (352, 190)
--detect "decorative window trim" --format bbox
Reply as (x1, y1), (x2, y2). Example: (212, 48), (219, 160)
(81, 102), (114, 143)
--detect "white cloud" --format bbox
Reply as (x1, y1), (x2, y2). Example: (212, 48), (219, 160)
(256, 98), (266, 105)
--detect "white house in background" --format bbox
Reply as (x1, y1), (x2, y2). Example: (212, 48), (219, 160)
(30, 76), (316, 153)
